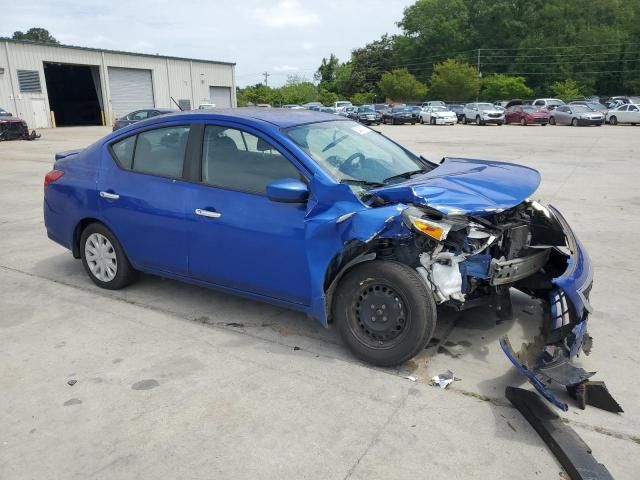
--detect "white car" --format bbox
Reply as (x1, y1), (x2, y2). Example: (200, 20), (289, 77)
(333, 101), (353, 113)
(531, 98), (565, 110)
(420, 106), (457, 125)
(198, 103), (216, 110)
(421, 101), (446, 108)
(463, 102), (505, 125)
(607, 104), (640, 125)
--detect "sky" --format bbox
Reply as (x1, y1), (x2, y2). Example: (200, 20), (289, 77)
(1, 0), (415, 87)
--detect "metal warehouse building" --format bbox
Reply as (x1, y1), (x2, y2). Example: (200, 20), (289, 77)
(0, 39), (236, 129)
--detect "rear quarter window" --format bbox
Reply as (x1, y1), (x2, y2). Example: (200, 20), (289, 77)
(111, 136), (136, 169)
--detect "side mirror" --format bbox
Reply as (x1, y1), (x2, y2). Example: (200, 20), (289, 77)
(266, 178), (309, 203)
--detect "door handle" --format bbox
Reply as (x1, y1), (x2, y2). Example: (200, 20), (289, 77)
(195, 208), (222, 219)
(100, 191), (120, 200)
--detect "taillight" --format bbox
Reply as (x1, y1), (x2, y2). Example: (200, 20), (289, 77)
(44, 170), (64, 190)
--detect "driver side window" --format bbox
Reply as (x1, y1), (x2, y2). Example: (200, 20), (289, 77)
(202, 126), (302, 195)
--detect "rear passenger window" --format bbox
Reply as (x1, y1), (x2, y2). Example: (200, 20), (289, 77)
(202, 126), (301, 194)
(133, 126), (190, 178)
(111, 136), (135, 169)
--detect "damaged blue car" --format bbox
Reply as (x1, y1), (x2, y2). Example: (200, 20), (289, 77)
(44, 109), (594, 410)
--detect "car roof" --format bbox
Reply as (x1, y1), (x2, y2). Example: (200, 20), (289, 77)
(122, 108), (347, 130)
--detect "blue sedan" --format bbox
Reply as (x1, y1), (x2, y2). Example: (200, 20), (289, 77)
(44, 109), (595, 409)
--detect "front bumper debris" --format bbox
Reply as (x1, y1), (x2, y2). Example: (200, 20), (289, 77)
(500, 205), (613, 411)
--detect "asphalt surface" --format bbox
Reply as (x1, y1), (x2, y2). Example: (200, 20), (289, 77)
(1, 122), (638, 479)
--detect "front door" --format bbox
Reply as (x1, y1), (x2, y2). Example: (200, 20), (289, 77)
(185, 123), (311, 305)
(99, 124), (192, 274)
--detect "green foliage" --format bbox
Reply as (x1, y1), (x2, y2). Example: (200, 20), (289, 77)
(314, 54), (340, 91)
(349, 35), (396, 96)
(429, 60), (480, 101)
(237, 84), (274, 106)
(12, 28), (59, 44)
(279, 76), (318, 104)
(351, 92), (375, 105)
(482, 74), (533, 100)
(377, 69), (428, 101)
(550, 79), (583, 101)
(318, 88), (339, 106)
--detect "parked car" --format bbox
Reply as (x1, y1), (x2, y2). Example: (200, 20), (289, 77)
(0, 108), (39, 141)
(569, 101), (609, 120)
(43, 108), (596, 410)
(420, 101), (446, 108)
(607, 104), (640, 125)
(603, 96), (640, 108)
(282, 104), (304, 109)
(320, 107), (338, 114)
(302, 102), (323, 109)
(531, 98), (565, 111)
(342, 106), (358, 119)
(446, 104), (465, 123)
(355, 106), (382, 125)
(549, 105), (604, 126)
(333, 101), (353, 113)
(463, 103), (505, 125)
(198, 103), (216, 110)
(504, 105), (550, 126)
(112, 109), (175, 132)
(382, 106), (417, 125)
(419, 106), (457, 125)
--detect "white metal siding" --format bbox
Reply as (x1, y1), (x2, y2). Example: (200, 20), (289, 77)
(209, 86), (232, 108)
(108, 67), (154, 119)
(2, 40), (235, 127)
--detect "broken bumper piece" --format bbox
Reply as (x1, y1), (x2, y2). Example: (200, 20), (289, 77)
(501, 205), (596, 411)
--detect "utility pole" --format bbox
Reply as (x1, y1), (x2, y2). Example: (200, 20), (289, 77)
(262, 71), (271, 86)
(476, 48), (482, 76)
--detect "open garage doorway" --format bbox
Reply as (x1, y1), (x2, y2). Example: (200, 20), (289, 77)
(43, 63), (103, 126)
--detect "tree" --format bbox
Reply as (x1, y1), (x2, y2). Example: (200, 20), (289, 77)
(550, 79), (583, 101)
(482, 74), (533, 100)
(377, 68), (428, 102)
(12, 28), (59, 44)
(429, 59), (480, 101)
(237, 84), (274, 106)
(279, 76), (318, 105)
(314, 54), (340, 92)
(351, 92), (375, 105)
(318, 88), (339, 106)
(349, 35), (397, 96)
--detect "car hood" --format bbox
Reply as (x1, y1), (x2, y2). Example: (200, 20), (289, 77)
(370, 157), (541, 216)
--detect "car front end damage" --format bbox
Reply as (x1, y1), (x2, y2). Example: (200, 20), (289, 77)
(0, 116), (39, 141)
(307, 157), (609, 411)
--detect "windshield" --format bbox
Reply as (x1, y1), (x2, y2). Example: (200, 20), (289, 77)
(523, 106), (537, 112)
(285, 120), (431, 188)
(547, 99), (564, 106)
(336, 102), (351, 107)
(359, 107), (374, 113)
(477, 103), (494, 111)
(572, 105), (590, 113)
(431, 106), (448, 112)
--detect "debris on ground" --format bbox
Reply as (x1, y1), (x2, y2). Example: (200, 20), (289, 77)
(405, 375), (417, 382)
(224, 322), (245, 328)
(67, 379), (77, 386)
(567, 381), (624, 413)
(293, 346), (301, 351)
(506, 386), (614, 480)
(430, 370), (457, 389)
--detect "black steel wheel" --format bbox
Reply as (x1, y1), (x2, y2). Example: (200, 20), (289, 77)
(334, 261), (436, 366)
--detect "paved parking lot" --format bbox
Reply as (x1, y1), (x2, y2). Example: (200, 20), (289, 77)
(1, 122), (639, 479)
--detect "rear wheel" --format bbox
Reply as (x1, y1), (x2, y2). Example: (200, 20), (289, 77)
(549, 116), (556, 125)
(609, 116), (618, 125)
(334, 261), (436, 366)
(80, 223), (136, 290)
(571, 118), (578, 127)
(476, 115), (484, 125)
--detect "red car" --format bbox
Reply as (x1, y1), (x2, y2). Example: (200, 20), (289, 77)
(505, 105), (549, 126)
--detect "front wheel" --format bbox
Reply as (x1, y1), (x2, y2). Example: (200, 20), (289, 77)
(609, 116), (618, 125)
(419, 117), (424, 124)
(80, 223), (136, 290)
(549, 116), (556, 125)
(571, 118), (578, 127)
(334, 261), (436, 366)
(520, 118), (526, 126)
(476, 115), (483, 125)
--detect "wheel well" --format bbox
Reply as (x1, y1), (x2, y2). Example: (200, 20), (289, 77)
(72, 218), (102, 258)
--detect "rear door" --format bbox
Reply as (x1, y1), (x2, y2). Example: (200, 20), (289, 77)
(99, 123), (193, 274)
(184, 123), (311, 305)
(626, 105), (640, 123)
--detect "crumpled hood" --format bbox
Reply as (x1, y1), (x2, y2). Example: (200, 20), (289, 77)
(371, 157), (541, 216)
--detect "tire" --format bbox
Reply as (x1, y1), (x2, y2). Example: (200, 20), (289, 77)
(80, 223), (136, 290)
(411, 121), (416, 125)
(476, 115), (483, 125)
(571, 118), (578, 127)
(609, 116), (618, 125)
(520, 117), (526, 126)
(549, 116), (556, 125)
(333, 260), (436, 366)
(431, 118), (436, 125)
(419, 116), (424, 124)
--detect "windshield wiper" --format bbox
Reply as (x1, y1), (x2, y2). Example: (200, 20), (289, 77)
(340, 179), (385, 188)
(383, 169), (427, 184)
(322, 134), (348, 152)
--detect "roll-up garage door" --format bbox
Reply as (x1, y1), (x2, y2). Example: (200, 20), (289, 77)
(209, 86), (232, 108)
(108, 67), (154, 119)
